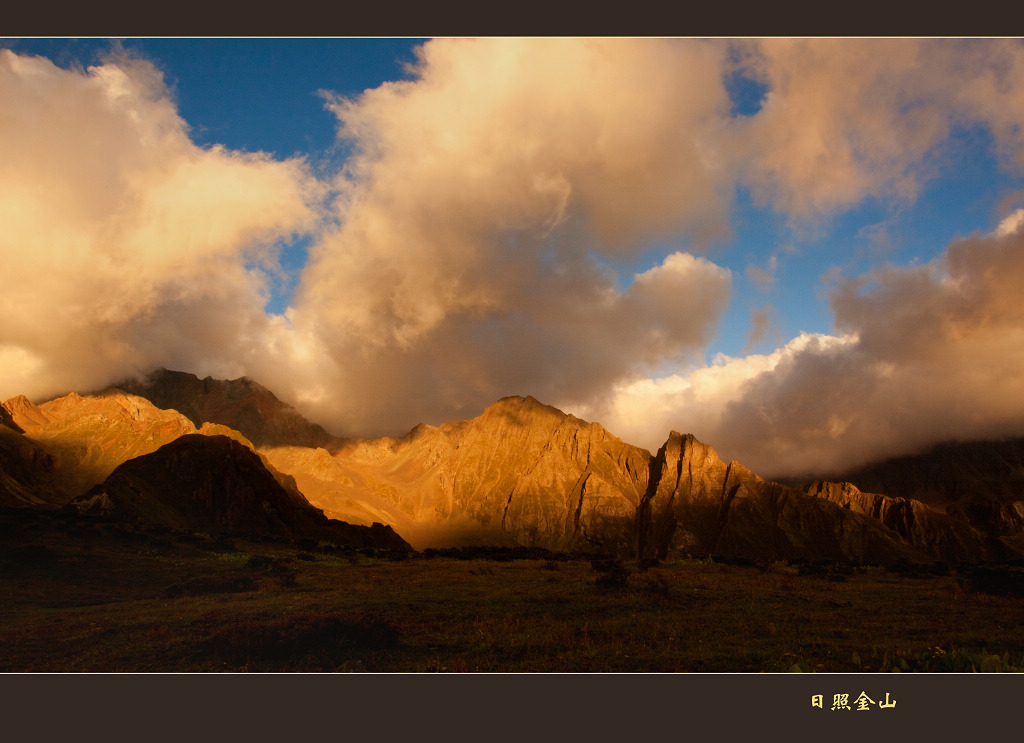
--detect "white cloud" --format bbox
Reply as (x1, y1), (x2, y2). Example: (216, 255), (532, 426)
(995, 208), (1024, 237)
(729, 38), (1024, 222)
(0, 50), (323, 401)
(275, 38), (738, 434)
(586, 223), (1024, 478)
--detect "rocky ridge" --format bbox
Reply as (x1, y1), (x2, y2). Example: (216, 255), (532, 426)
(802, 481), (1003, 563)
(814, 438), (1024, 543)
(5, 369), (1024, 563)
(1, 390), (198, 504)
(262, 396), (1022, 563)
(638, 432), (927, 564)
(68, 434), (409, 548)
(117, 369), (339, 449)
(263, 395), (651, 551)
(1, 387), (411, 549)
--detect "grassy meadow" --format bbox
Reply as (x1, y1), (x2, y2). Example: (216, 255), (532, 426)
(2, 509), (1023, 673)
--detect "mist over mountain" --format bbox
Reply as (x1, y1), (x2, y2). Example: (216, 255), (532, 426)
(814, 437), (1024, 509)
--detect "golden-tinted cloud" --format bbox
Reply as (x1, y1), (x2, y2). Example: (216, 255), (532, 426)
(587, 215), (1024, 477)
(276, 38), (737, 433)
(729, 39), (1024, 221)
(0, 50), (323, 399)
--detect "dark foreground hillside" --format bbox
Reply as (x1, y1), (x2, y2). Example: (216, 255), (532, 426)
(2, 508), (1023, 673)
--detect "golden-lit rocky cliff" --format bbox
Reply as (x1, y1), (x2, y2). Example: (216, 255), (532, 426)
(2, 390), (198, 504)
(0, 386), (409, 549)
(637, 432), (907, 563)
(264, 395), (651, 551)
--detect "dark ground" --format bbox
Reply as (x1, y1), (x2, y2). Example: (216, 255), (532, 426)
(2, 508), (1023, 673)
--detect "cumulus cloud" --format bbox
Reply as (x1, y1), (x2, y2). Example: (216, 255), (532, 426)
(585, 216), (1024, 478)
(0, 40), (742, 437)
(275, 38), (737, 434)
(0, 49), (323, 401)
(279, 37), (1024, 444)
(729, 38), (1024, 221)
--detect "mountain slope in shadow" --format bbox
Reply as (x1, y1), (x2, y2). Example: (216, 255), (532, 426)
(68, 433), (410, 549)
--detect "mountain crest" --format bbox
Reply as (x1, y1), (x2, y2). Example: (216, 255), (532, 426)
(477, 394), (584, 428)
(5, 371), (1024, 563)
(263, 392), (651, 551)
(0, 388), (199, 504)
(117, 368), (340, 449)
(2, 394), (49, 429)
(68, 433), (410, 549)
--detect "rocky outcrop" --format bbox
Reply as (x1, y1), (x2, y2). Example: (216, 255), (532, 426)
(0, 401), (24, 433)
(1, 390), (198, 504)
(68, 434), (410, 550)
(2, 395), (49, 430)
(118, 368), (340, 449)
(803, 481), (1006, 563)
(264, 396), (651, 551)
(636, 432), (929, 564)
(803, 438), (1024, 549)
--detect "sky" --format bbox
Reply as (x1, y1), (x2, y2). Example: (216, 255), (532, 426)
(3, 37), (1024, 479)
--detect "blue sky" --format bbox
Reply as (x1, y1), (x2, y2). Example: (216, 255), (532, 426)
(4, 38), (1024, 476)
(1, 38), (424, 156)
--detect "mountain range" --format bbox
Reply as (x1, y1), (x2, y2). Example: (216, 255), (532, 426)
(3, 368), (1023, 564)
